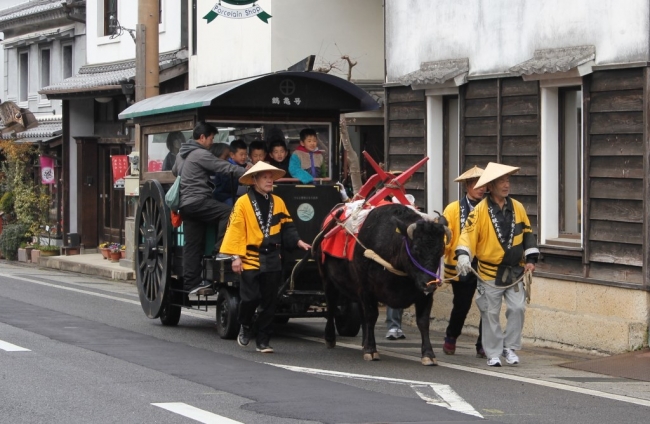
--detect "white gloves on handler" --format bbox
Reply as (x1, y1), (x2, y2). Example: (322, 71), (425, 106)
(335, 182), (349, 202)
(456, 254), (472, 276)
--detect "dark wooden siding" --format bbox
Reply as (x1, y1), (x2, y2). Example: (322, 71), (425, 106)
(587, 69), (645, 281)
(462, 78), (540, 232)
(385, 86), (427, 206)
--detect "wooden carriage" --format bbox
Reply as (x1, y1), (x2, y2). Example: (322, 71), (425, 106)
(119, 71), (380, 338)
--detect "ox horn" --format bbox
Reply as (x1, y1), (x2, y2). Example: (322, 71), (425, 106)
(406, 222), (416, 239)
(443, 225), (452, 246)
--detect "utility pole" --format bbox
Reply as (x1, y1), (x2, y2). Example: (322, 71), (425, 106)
(135, 0), (160, 102)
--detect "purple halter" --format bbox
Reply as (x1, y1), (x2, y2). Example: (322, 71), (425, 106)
(402, 236), (441, 283)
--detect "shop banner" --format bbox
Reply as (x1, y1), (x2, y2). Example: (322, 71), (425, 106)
(40, 156), (55, 185)
(111, 155), (129, 184)
(204, 0), (271, 23)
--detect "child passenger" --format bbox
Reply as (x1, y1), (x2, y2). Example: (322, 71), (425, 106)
(213, 139), (247, 205)
(248, 141), (267, 165)
(267, 139), (291, 173)
(289, 128), (326, 184)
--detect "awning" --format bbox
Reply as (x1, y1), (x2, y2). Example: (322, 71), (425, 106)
(397, 59), (469, 87)
(119, 71), (380, 120)
(510, 45), (595, 79)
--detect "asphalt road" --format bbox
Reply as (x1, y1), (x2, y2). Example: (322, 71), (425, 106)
(1, 263), (648, 424)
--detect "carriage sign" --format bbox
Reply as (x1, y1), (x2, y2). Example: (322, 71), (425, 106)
(204, 0), (272, 23)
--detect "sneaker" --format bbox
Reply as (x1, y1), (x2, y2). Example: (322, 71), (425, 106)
(502, 348), (519, 365)
(476, 346), (487, 359)
(189, 281), (214, 296)
(237, 325), (251, 347)
(385, 328), (404, 340)
(443, 337), (457, 355)
(256, 344), (274, 353)
(487, 357), (502, 367)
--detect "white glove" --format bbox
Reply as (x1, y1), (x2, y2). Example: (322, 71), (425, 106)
(456, 255), (472, 277)
(336, 182), (349, 202)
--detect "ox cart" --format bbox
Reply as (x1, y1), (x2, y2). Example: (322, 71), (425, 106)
(122, 70), (383, 339)
(135, 178), (363, 338)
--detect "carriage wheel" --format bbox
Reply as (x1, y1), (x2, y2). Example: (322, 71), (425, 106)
(216, 288), (240, 339)
(135, 180), (173, 319)
(335, 301), (362, 337)
(159, 297), (182, 326)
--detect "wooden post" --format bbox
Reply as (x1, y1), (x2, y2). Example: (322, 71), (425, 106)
(137, 0), (159, 101)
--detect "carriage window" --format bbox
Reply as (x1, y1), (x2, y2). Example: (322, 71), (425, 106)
(209, 121), (332, 179)
(146, 130), (192, 172)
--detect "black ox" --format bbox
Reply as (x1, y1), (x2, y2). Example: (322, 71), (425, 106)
(314, 203), (449, 365)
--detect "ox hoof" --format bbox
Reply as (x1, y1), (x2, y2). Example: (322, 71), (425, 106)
(364, 353), (380, 361)
(325, 340), (336, 349)
(421, 357), (438, 366)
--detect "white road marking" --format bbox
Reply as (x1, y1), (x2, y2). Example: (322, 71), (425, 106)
(5, 272), (650, 409)
(289, 333), (650, 409)
(152, 402), (242, 423)
(0, 339), (30, 352)
(268, 363), (482, 418)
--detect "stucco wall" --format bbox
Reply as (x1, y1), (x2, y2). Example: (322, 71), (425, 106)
(386, 0), (650, 81)
(192, 0), (383, 88)
(86, 0), (182, 65)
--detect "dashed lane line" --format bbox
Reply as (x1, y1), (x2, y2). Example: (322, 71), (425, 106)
(152, 403), (243, 424)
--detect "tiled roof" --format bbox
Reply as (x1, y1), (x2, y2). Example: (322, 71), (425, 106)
(510, 45), (596, 76)
(398, 59), (469, 86)
(0, 0), (62, 23)
(1, 115), (62, 142)
(40, 50), (188, 94)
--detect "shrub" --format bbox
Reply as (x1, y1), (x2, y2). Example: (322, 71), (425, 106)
(0, 191), (14, 215)
(0, 223), (28, 260)
(38, 245), (59, 252)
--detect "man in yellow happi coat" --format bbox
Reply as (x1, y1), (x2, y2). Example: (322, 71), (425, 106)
(456, 162), (539, 367)
(220, 162), (311, 353)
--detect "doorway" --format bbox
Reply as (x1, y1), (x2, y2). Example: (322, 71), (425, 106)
(98, 144), (126, 244)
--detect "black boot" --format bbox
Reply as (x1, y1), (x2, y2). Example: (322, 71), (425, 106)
(237, 325), (251, 347)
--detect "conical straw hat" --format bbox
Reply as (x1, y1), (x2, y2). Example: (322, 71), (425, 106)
(474, 162), (520, 188)
(454, 165), (484, 182)
(239, 161), (286, 185)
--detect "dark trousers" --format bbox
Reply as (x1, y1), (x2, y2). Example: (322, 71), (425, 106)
(238, 270), (281, 346)
(180, 199), (232, 290)
(446, 272), (483, 348)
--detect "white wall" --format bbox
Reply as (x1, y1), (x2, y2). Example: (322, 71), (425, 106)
(192, 0), (383, 88)
(386, 0), (650, 81)
(86, 0), (183, 65)
(0, 0), (26, 98)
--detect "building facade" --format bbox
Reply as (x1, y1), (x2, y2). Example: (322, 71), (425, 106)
(40, 0), (188, 248)
(385, 0), (650, 353)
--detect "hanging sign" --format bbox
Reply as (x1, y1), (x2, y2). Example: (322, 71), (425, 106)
(40, 156), (55, 185)
(111, 155), (129, 188)
(204, 1), (272, 24)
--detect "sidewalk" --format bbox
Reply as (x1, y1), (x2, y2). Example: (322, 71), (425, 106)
(37, 252), (135, 281)
(13, 255), (650, 404)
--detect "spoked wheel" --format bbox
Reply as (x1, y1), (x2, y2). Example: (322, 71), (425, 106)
(335, 300), (362, 337)
(216, 288), (240, 339)
(135, 180), (173, 319)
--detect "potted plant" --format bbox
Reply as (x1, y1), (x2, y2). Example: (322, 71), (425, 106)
(38, 244), (60, 257)
(108, 243), (121, 263)
(17, 241), (34, 262)
(99, 242), (110, 259)
(120, 244), (126, 259)
(30, 243), (41, 263)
